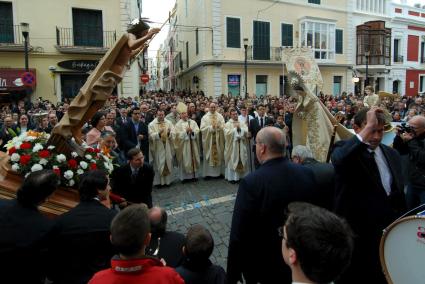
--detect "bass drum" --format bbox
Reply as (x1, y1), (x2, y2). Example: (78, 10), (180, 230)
(380, 214), (425, 284)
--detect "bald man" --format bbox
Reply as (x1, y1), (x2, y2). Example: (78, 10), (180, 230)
(200, 103), (225, 178)
(146, 207), (185, 268)
(227, 127), (317, 284)
(394, 115), (425, 209)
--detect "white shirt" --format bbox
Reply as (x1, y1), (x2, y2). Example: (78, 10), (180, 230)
(356, 134), (392, 195)
(238, 114), (254, 125)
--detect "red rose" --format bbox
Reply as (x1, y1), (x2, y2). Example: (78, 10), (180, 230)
(20, 154), (31, 165)
(8, 147), (16, 155)
(53, 168), (61, 176)
(90, 163), (97, 170)
(94, 148), (100, 153)
(68, 159), (78, 169)
(20, 142), (32, 150)
(87, 148), (95, 153)
(38, 150), (50, 159)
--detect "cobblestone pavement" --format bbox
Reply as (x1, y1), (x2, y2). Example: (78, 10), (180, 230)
(152, 178), (238, 269)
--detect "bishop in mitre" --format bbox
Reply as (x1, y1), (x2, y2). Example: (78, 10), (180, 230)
(148, 109), (175, 186)
(172, 103), (200, 181)
(200, 102), (225, 178)
(224, 109), (249, 182)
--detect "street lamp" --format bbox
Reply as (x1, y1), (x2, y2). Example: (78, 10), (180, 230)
(20, 22), (29, 71)
(243, 38), (248, 99)
(364, 50), (370, 88)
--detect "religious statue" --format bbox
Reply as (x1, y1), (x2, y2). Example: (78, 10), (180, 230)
(49, 19), (160, 154)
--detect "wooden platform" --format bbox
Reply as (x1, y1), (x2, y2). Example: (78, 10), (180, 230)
(0, 152), (79, 218)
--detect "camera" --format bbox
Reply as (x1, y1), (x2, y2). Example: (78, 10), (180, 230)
(399, 122), (413, 134)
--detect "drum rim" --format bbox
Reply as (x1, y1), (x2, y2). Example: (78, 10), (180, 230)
(379, 215), (425, 284)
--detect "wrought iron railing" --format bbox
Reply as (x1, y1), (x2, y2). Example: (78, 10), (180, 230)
(247, 46), (282, 61)
(56, 26), (116, 48)
(393, 55), (403, 63)
(0, 24), (24, 44)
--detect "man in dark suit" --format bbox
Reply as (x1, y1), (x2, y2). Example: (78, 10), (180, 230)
(140, 102), (154, 124)
(227, 127), (316, 284)
(292, 145), (335, 211)
(0, 170), (60, 284)
(122, 107), (149, 160)
(47, 170), (117, 284)
(249, 105), (272, 168)
(111, 148), (154, 208)
(332, 107), (406, 284)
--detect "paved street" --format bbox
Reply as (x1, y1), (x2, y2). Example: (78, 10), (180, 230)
(152, 178), (238, 269)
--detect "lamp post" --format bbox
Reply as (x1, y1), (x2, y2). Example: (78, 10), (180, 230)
(243, 38), (248, 99)
(20, 22), (29, 71)
(365, 50), (370, 88)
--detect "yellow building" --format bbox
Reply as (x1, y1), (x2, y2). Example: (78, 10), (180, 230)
(164, 0), (353, 97)
(0, 0), (141, 104)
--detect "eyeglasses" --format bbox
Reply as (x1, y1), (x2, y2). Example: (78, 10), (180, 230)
(278, 226), (286, 240)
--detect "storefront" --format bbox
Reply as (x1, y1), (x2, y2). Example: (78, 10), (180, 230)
(0, 68), (36, 104)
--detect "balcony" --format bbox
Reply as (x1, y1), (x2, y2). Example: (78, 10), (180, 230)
(55, 27), (116, 54)
(0, 24), (30, 51)
(247, 46), (282, 61)
(393, 55), (403, 63)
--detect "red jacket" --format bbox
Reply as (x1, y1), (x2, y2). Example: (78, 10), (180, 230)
(89, 256), (185, 284)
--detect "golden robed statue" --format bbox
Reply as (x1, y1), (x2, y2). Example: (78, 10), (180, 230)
(48, 19), (161, 154)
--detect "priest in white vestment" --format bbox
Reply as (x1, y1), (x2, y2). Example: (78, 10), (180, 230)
(148, 110), (175, 186)
(172, 104), (200, 181)
(224, 109), (249, 182)
(200, 102), (225, 178)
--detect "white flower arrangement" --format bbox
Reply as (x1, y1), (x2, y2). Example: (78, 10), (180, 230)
(10, 153), (20, 162)
(39, 158), (48, 166)
(33, 143), (44, 152)
(80, 161), (88, 169)
(71, 152), (78, 158)
(11, 164), (20, 172)
(31, 164), (43, 172)
(56, 154), (67, 163)
(64, 170), (74, 180)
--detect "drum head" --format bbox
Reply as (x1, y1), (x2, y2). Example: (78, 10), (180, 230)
(380, 216), (425, 284)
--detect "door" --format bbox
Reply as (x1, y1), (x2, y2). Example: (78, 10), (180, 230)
(60, 74), (89, 100)
(72, 8), (103, 47)
(253, 21), (270, 60)
(255, 75), (267, 97)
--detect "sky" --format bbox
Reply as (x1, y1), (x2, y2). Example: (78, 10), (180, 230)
(143, 0), (423, 57)
(142, 0), (176, 58)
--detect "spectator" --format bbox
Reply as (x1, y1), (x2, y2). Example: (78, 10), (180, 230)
(0, 170), (60, 284)
(48, 170), (117, 284)
(393, 115), (425, 209)
(122, 107), (150, 160)
(176, 224), (227, 284)
(48, 112), (59, 129)
(86, 112), (113, 147)
(281, 202), (354, 284)
(36, 116), (52, 134)
(146, 207), (185, 267)
(0, 115), (18, 148)
(227, 127), (316, 284)
(111, 148), (154, 207)
(332, 107), (406, 284)
(88, 204), (184, 284)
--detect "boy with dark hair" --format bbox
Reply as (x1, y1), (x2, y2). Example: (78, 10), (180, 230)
(176, 224), (226, 284)
(89, 204), (184, 284)
(281, 202), (354, 284)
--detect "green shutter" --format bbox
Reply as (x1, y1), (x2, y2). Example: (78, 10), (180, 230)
(308, 0), (321, 4)
(336, 29), (343, 54)
(226, 17), (240, 48)
(281, 24), (293, 47)
(253, 21), (270, 60)
(73, 8), (103, 47)
(0, 2), (14, 43)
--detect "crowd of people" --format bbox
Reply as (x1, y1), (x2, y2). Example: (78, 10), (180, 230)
(0, 86), (424, 284)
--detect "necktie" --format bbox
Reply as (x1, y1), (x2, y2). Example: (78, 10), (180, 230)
(131, 169), (138, 183)
(260, 117), (264, 128)
(366, 151), (382, 185)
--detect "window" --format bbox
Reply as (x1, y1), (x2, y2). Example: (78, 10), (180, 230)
(308, 0), (321, 4)
(253, 21), (270, 60)
(281, 24), (293, 47)
(195, 28), (199, 55)
(255, 75), (268, 97)
(336, 29), (343, 54)
(0, 2), (13, 43)
(420, 75), (425, 93)
(300, 20), (335, 61)
(421, 41), (425, 63)
(226, 17), (240, 48)
(186, 41), (189, 68)
(72, 8), (103, 47)
(333, 76), (342, 96)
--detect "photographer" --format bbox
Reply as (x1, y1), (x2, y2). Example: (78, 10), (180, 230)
(393, 115), (425, 209)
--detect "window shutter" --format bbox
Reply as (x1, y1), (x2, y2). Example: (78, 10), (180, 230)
(336, 29), (343, 54)
(226, 17), (240, 48)
(281, 24), (293, 47)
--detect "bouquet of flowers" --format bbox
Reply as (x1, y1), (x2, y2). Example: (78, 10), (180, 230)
(4, 131), (114, 187)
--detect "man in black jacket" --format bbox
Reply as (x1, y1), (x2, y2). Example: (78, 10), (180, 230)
(122, 107), (149, 160)
(249, 105), (272, 168)
(393, 115), (425, 209)
(111, 148), (154, 207)
(0, 170), (59, 284)
(47, 170), (117, 284)
(227, 127), (316, 284)
(332, 107), (406, 284)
